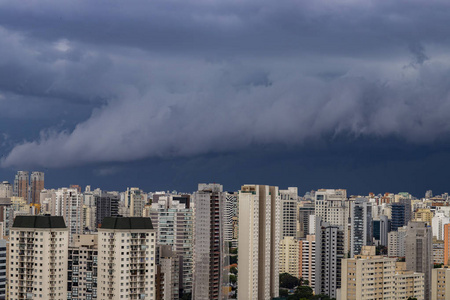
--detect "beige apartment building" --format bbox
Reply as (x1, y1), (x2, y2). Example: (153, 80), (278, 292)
(8, 215), (69, 300)
(279, 236), (299, 278)
(238, 185), (281, 300)
(414, 208), (433, 225)
(298, 235), (315, 288)
(97, 217), (156, 300)
(431, 266), (450, 300)
(394, 269), (425, 300)
(340, 246), (425, 300)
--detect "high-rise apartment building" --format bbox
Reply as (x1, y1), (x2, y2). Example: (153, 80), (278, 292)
(279, 187), (298, 238)
(192, 183), (227, 300)
(0, 182), (12, 198)
(279, 236), (299, 278)
(30, 171), (44, 205)
(388, 226), (407, 257)
(9, 215), (69, 299)
(298, 202), (314, 238)
(444, 224), (450, 265)
(341, 247), (396, 300)
(433, 239), (444, 264)
(315, 217), (344, 299)
(431, 266), (450, 300)
(13, 171), (29, 200)
(157, 245), (179, 300)
(350, 198), (373, 257)
(55, 188), (84, 243)
(238, 184), (281, 300)
(0, 239), (6, 299)
(95, 192), (119, 227)
(394, 269), (426, 300)
(82, 186), (100, 232)
(315, 189), (349, 255)
(341, 247), (425, 300)
(97, 217), (156, 300)
(432, 211), (450, 241)
(406, 221), (433, 300)
(150, 193), (193, 296)
(373, 214), (390, 246)
(298, 235), (315, 288)
(67, 234), (98, 300)
(414, 209), (433, 225)
(125, 188), (147, 217)
(391, 199), (412, 232)
(0, 198), (12, 237)
(224, 192), (238, 247)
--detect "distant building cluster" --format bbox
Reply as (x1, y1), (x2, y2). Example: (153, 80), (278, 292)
(0, 171), (450, 299)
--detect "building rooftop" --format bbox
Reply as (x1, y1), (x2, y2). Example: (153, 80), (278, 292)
(101, 217), (153, 230)
(12, 215), (66, 229)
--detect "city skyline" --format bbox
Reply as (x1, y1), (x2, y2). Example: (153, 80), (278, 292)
(2, 0), (450, 299)
(2, 168), (450, 198)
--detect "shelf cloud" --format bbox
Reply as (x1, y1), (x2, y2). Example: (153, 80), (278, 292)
(2, 0), (450, 168)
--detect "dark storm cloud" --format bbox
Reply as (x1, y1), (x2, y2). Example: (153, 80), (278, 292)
(2, 0), (450, 168)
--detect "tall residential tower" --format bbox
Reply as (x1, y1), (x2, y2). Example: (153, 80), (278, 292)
(238, 184), (281, 300)
(192, 184), (227, 300)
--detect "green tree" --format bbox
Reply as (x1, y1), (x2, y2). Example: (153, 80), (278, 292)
(229, 274), (237, 284)
(181, 293), (191, 300)
(288, 285), (314, 299)
(279, 273), (300, 289)
(229, 255), (237, 265)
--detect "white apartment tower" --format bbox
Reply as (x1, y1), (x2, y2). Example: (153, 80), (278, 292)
(238, 184), (281, 300)
(98, 217), (157, 300)
(315, 189), (349, 254)
(150, 193), (193, 297)
(432, 211), (450, 241)
(9, 215), (69, 300)
(55, 188), (84, 243)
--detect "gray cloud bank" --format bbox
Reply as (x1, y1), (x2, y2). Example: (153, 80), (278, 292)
(2, 0), (450, 168)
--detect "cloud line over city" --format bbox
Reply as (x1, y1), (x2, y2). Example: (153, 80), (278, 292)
(2, 0), (450, 168)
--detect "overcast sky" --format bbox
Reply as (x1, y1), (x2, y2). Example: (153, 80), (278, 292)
(1, 0), (450, 196)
